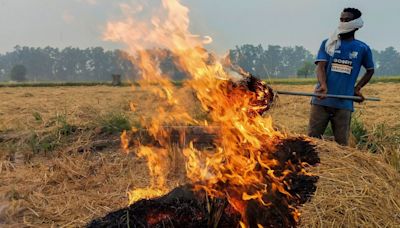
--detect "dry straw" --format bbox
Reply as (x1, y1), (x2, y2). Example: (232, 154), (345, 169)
(0, 150), (183, 227)
(300, 140), (400, 227)
(1, 138), (399, 227)
(1, 84), (399, 227)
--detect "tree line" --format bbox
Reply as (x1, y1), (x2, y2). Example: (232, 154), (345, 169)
(229, 45), (400, 78)
(0, 46), (136, 82)
(1, 45), (399, 82)
(229, 45), (315, 78)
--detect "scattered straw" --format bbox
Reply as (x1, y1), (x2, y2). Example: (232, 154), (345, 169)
(0, 149), (183, 227)
(1, 138), (399, 227)
(1, 84), (399, 226)
(300, 139), (400, 227)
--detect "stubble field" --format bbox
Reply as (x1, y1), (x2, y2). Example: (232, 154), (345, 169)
(1, 82), (398, 133)
(0, 82), (399, 226)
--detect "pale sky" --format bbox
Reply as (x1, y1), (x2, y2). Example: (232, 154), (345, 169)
(0, 0), (398, 55)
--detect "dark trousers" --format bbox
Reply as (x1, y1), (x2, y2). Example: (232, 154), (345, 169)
(308, 104), (352, 146)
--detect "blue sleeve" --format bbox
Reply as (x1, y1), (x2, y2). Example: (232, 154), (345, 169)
(362, 46), (374, 69)
(315, 40), (328, 64)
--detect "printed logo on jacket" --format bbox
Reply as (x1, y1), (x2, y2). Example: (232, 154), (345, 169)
(331, 58), (353, 75)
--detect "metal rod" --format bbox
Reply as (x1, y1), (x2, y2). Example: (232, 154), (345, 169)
(276, 91), (381, 102)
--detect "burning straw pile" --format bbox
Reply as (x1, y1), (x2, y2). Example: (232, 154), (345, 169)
(94, 0), (324, 225)
(86, 70), (320, 227)
(89, 134), (319, 227)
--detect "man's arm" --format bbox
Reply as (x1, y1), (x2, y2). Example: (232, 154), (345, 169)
(315, 61), (328, 99)
(354, 68), (374, 101)
(355, 45), (375, 101)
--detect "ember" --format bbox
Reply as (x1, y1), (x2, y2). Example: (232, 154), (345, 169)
(223, 73), (275, 117)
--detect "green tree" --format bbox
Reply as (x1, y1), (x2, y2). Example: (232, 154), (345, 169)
(375, 47), (400, 76)
(229, 44), (266, 76)
(10, 64), (27, 81)
(297, 61), (315, 78)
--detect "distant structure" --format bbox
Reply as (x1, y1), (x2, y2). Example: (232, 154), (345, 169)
(112, 74), (122, 86)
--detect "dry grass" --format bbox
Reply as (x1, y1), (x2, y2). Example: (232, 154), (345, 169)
(301, 140), (400, 227)
(0, 150), (184, 227)
(1, 83), (400, 227)
(0, 83), (398, 131)
(1, 139), (399, 227)
(0, 86), (134, 131)
(269, 82), (400, 132)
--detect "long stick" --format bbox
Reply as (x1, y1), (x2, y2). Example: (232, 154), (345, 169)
(276, 91), (381, 102)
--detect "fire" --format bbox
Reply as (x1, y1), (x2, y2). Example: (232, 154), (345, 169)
(104, 0), (311, 226)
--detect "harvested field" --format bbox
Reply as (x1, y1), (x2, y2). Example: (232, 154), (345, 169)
(1, 82), (400, 227)
(0, 83), (399, 133)
(1, 139), (399, 227)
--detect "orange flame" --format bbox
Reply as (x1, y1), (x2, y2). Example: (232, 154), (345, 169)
(104, 0), (306, 226)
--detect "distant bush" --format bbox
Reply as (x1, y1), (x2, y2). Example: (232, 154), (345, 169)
(10, 64), (27, 82)
(297, 61), (315, 78)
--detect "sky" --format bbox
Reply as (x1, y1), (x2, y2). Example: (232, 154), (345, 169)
(0, 0), (399, 55)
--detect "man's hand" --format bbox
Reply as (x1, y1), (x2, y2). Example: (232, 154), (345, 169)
(354, 69), (374, 103)
(315, 61), (328, 99)
(315, 83), (328, 99)
(354, 86), (365, 103)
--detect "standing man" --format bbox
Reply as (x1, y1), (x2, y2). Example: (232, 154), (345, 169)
(308, 8), (375, 146)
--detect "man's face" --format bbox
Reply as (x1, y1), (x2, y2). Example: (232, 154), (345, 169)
(340, 12), (355, 22)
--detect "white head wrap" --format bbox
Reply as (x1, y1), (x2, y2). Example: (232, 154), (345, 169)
(325, 17), (364, 56)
